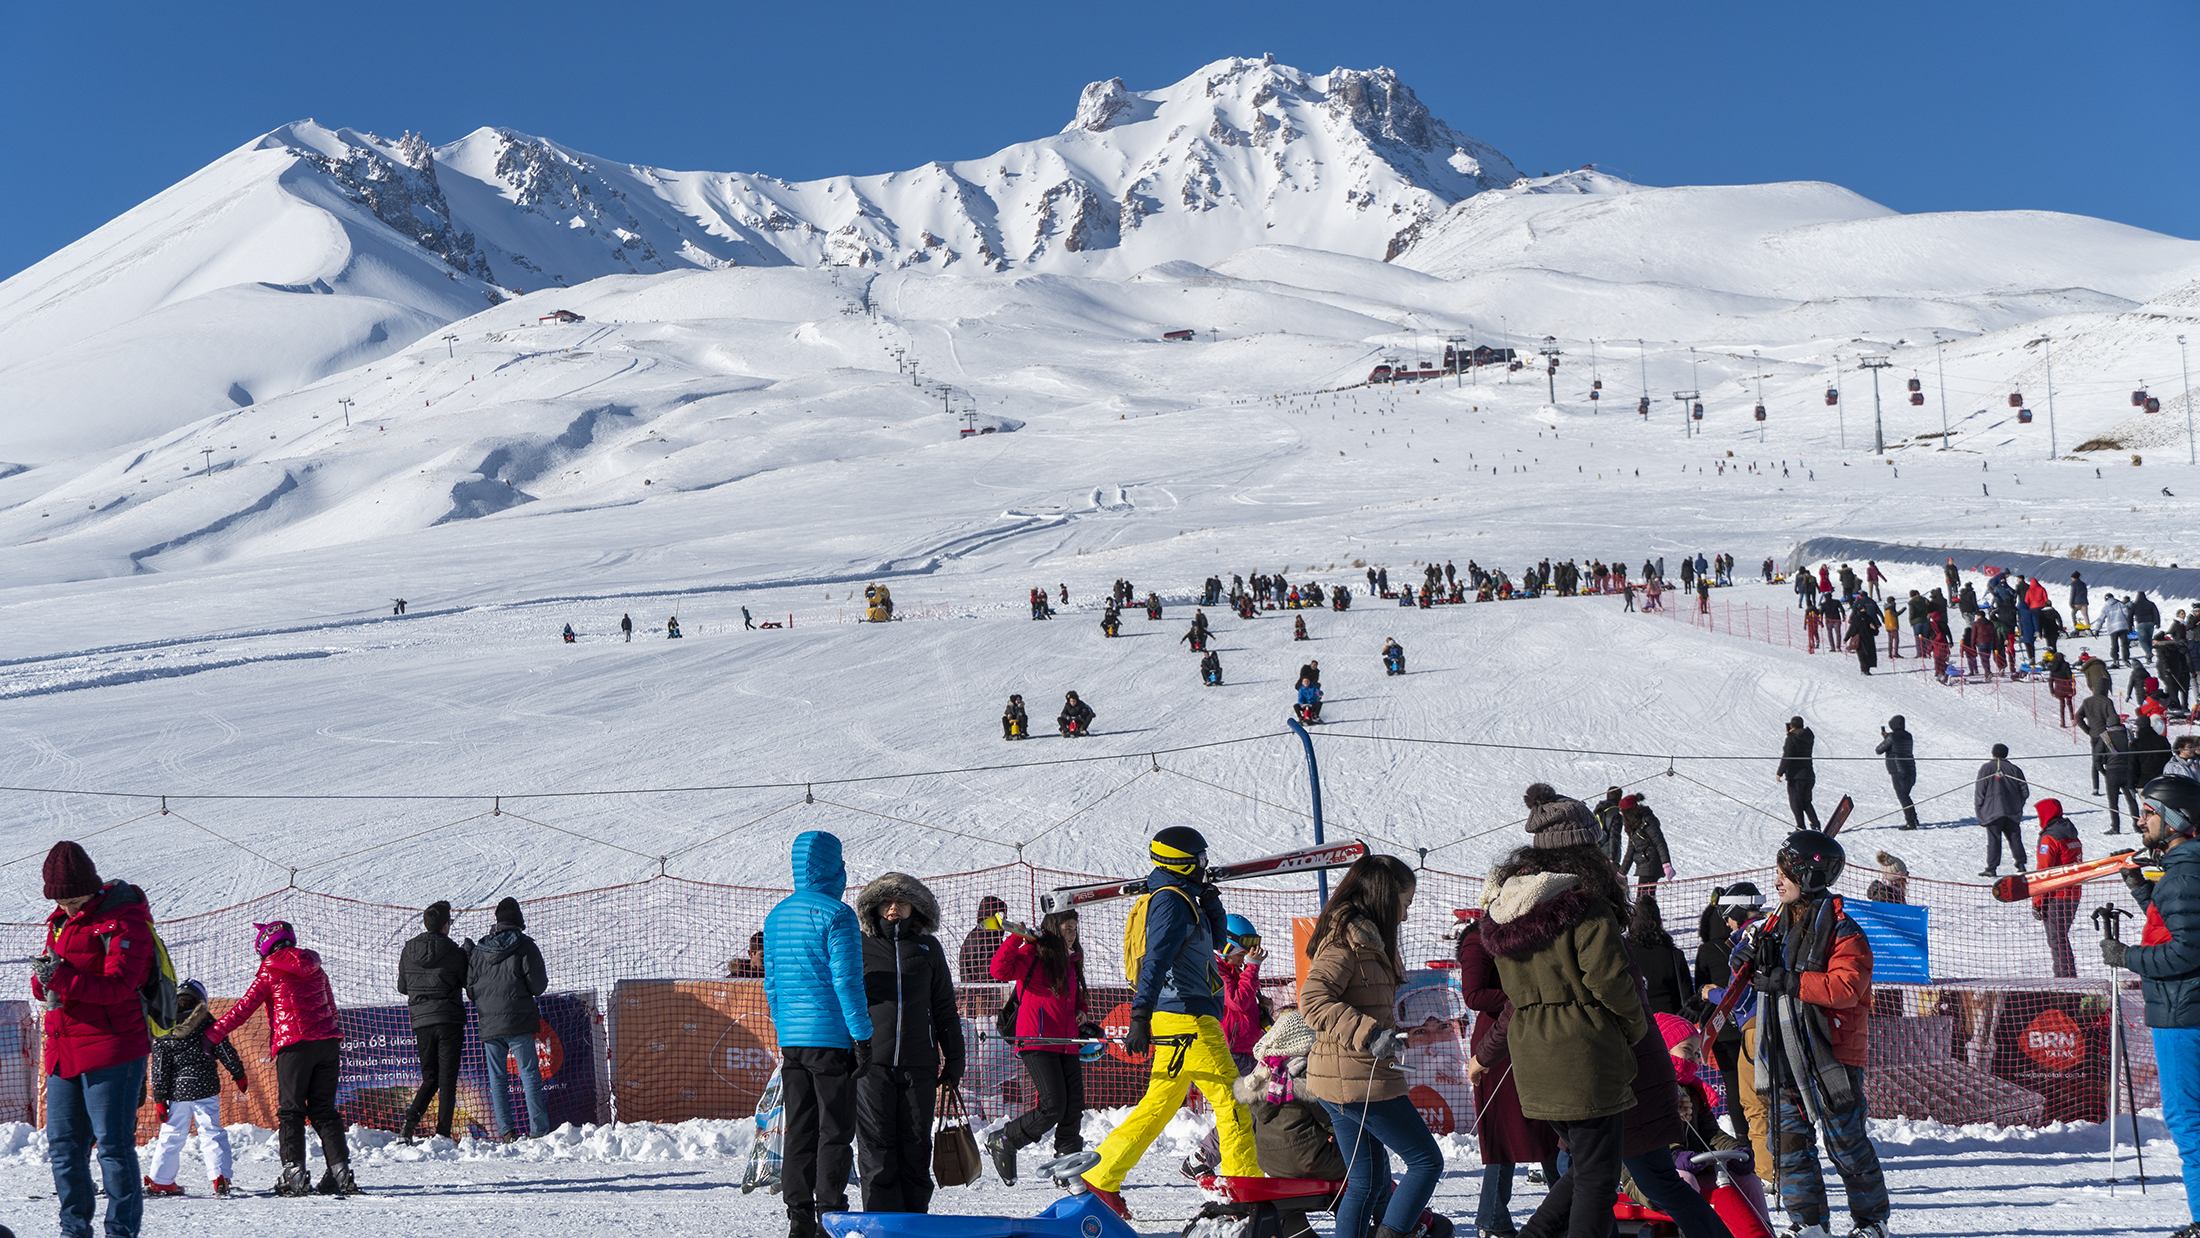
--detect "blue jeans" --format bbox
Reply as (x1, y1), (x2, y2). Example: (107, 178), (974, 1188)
(1623, 1147), (1735, 1238)
(1320, 1095), (1444, 1237)
(2156, 1027), (2200, 1221)
(484, 1035), (550, 1137)
(48, 1058), (146, 1238)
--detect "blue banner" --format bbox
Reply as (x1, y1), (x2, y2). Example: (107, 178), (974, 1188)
(1844, 901), (1930, 983)
(335, 991), (600, 1136)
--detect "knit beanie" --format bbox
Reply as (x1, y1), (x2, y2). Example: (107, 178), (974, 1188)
(495, 896), (525, 930)
(42, 841), (100, 901)
(1526, 793), (1601, 849)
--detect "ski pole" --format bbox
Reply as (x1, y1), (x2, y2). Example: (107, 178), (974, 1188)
(2095, 904), (2133, 1189)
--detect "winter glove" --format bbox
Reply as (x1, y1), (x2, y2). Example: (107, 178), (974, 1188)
(2031, 902), (2045, 921)
(31, 953), (59, 987)
(850, 1040), (873, 1079)
(936, 1062), (962, 1090)
(2101, 938), (2130, 970)
(1123, 1009), (1153, 1056)
(1662, 863), (1676, 880)
(233, 1074), (249, 1095)
(1752, 967), (1797, 998)
(1365, 1027), (1407, 1061)
(155, 1103), (169, 1124)
(1076, 1021), (1106, 1042)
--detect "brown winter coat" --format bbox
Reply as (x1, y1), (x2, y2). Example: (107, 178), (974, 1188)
(1480, 871), (1649, 1123)
(1300, 915), (1407, 1104)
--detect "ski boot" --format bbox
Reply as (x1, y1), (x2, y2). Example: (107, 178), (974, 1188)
(327, 1161), (361, 1196)
(142, 1176), (184, 1197)
(273, 1162), (314, 1196)
(398, 1116), (419, 1146)
(212, 1175), (233, 1196)
(1848, 1225), (1888, 1238)
(982, 1128), (1016, 1186)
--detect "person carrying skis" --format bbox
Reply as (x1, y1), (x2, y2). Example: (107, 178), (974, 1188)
(852, 872), (963, 1214)
(205, 920), (354, 1197)
(763, 832), (873, 1238)
(1875, 717), (1920, 830)
(1002, 695), (1029, 741)
(1742, 830), (1890, 1238)
(1974, 743), (2030, 878)
(1081, 827), (1255, 1219)
(144, 979), (247, 1197)
(2032, 800), (2081, 978)
(1057, 691), (1095, 737)
(985, 910), (1098, 1185)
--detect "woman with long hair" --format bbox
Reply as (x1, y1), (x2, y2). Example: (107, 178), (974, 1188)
(1627, 893), (1697, 1019)
(1300, 854), (1448, 1238)
(983, 910), (1095, 1185)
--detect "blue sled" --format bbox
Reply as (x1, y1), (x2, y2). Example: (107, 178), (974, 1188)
(822, 1192), (1137, 1238)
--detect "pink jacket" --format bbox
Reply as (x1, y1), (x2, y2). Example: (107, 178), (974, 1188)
(990, 935), (1085, 1054)
(209, 946), (342, 1053)
(1219, 955), (1264, 1053)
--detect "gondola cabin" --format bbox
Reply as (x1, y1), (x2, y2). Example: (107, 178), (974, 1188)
(2009, 392), (2024, 407)
(1637, 397), (1651, 416)
(1754, 405), (1767, 422)
(1909, 391), (1925, 406)
(1691, 402), (1704, 420)
(2018, 408), (2034, 424)
(2147, 397), (2163, 413)
(1824, 388), (1839, 406)
(2134, 390), (2149, 407)
(1907, 378), (1922, 392)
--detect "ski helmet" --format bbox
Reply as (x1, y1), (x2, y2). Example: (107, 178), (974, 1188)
(1775, 831), (1846, 895)
(1150, 826), (1209, 875)
(1224, 914), (1258, 945)
(254, 920), (296, 957)
(2141, 775), (2200, 836)
(1715, 881), (1765, 924)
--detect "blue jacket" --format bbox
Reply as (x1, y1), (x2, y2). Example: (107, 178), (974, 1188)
(764, 832), (874, 1049)
(1132, 866), (1227, 1018)
(1296, 684), (1322, 707)
(2126, 841), (2200, 1029)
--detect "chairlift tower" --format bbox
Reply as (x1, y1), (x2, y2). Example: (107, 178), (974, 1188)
(1753, 349), (1766, 445)
(1932, 332), (1951, 448)
(1672, 390), (1700, 437)
(1539, 336), (1562, 404)
(1859, 353), (1893, 455)
(2042, 336), (2058, 460)
(2181, 334), (2194, 466)
(1447, 336), (1471, 388)
(338, 397), (353, 428)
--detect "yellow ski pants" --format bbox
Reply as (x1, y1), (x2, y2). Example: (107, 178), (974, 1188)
(1088, 1012), (1258, 1191)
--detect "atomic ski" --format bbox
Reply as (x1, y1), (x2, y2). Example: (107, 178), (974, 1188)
(1038, 840), (1367, 914)
(1822, 795), (1855, 837)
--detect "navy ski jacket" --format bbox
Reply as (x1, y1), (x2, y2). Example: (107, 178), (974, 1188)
(1131, 865), (1228, 1018)
(2126, 842), (2200, 1029)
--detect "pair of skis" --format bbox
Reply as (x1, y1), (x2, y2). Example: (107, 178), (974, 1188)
(1037, 840), (1367, 914)
(1992, 851), (2154, 903)
(1696, 793), (1853, 1041)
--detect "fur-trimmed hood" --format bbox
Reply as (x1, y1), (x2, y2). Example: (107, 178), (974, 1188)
(1478, 871), (1599, 961)
(856, 872), (941, 937)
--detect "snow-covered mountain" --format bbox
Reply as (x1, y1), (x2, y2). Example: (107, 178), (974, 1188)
(0, 56), (1515, 465)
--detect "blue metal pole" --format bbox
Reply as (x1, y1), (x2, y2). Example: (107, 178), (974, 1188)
(1287, 716), (1329, 905)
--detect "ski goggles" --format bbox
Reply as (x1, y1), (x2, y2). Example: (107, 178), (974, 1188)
(1226, 933), (1261, 951)
(1150, 841), (1208, 874)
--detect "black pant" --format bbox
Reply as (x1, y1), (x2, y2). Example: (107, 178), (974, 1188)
(2042, 897), (2078, 978)
(1004, 1050), (1085, 1155)
(1890, 770), (1919, 828)
(855, 1065), (938, 1213)
(781, 1046), (858, 1215)
(2106, 775), (2140, 832)
(1711, 1033), (1751, 1147)
(275, 1037), (347, 1166)
(1984, 817), (2025, 872)
(403, 1022), (464, 1137)
(1786, 774), (1820, 830)
(1520, 1112), (1624, 1238)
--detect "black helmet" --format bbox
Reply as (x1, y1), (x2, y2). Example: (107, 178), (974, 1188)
(1777, 831), (1846, 894)
(1151, 826), (1209, 875)
(2141, 775), (2200, 836)
(1715, 881), (1765, 923)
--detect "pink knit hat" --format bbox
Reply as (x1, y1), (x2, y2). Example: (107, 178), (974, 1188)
(1655, 1012), (1701, 1053)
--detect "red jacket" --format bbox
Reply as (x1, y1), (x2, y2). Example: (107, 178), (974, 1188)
(34, 881), (155, 1079)
(1793, 896), (1873, 1067)
(208, 946), (342, 1053)
(989, 935), (1085, 1055)
(2025, 580), (2051, 611)
(1217, 954), (1264, 1054)
(2034, 801), (2081, 906)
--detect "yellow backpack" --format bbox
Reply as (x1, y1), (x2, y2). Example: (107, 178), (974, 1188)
(1121, 885), (1222, 997)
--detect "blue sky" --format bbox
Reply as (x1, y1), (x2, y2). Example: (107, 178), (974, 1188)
(3, 0), (2193, 281)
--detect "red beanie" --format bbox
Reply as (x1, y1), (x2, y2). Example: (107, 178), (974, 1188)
(43, 841), (101, 901)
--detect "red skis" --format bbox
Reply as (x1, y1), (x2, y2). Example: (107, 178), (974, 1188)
(1038, 841), (1367, 914)
(1823, 795), (1854, 837)
(1992, 852), (2141, 903)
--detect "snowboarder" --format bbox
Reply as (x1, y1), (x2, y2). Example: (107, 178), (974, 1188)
(205, 920), (355, 1197)
(1002, 695), (1028, 741)
(1058, 692), (1094, 737)
(1744, 830), (1891, 1238)
(1080, 827), (1254, 1218)
(1776, 717), (1822, 830)
(1974, 744), (2030, 878)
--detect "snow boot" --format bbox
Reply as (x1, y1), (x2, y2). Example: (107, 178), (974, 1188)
(786, 1204), (821, 1238)
(327, 1161), (361, 1196)
(143, 1176), (184, 1197)
(398, 1116), (419, 1146)
(273, 1162), (314, 1196)
(983, 1128), (1016, 1186)
(1081, 1176), (1132, 1221)
(1847, 1225), (1887, 1238)
(212, 1175), (233, 1196)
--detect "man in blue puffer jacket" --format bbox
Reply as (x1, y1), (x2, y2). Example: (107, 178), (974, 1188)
(2102, 774), (2200, 1238)
(765, 831), (874, 1238)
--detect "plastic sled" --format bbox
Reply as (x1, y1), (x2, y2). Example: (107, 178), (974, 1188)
(1185, 1176), (1347, 1238)
(822, 1190), (1137, 1238)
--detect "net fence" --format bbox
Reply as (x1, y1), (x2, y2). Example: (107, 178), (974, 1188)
(2, 857), (2160, 1140)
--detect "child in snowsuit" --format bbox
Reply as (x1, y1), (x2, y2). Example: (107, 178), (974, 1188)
(145, 980), (248, 1197)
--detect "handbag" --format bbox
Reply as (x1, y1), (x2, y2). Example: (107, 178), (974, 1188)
(931, 1084), (983, 1187)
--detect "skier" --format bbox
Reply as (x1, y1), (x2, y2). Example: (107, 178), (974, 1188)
(1875, 717), (1920, 829)
(622, 613), (633, 641)
(2032, 800), (2080, 978)
(1058, 691), (1095, 738)
(1743, 830), (1891, 1238)
(1002, 695), (1029, 741)
(853, 872), (963, 1214)
(1294, 677), (1323, 724)
(1776, 716), (1822, 830)
(1080, 828), (1255, 1218)
(1974, 743), (2030, 879)
(205, 921), (355, 1197)
(1300, 855), (1448, 1238)
(763, 832), (873, 1238)
(2098, 774), (2200, 1238)
(985, 910), (1097, 1185)
(1200, 651), (1223, 686)
(1382, 639), (1405, 676)
(144, 979), (247, 1198)
(396, 900), (471, 1144)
